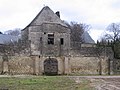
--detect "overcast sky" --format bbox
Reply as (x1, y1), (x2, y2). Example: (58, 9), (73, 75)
(1, 0), (120, 42)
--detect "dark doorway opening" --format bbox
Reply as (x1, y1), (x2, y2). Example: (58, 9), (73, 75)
(44, 58), (58, 75)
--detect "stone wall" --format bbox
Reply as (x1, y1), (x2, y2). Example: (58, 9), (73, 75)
(0, 56), (34, 75)
(0, 56), (66, 75)
(0, 56), (3, 73)
(8, 56), (34, 75)
(70, 56), (109, 75)
(0, 55), (111, 75)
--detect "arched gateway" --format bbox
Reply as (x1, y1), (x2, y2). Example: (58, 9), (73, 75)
(44, 58), (58, 75)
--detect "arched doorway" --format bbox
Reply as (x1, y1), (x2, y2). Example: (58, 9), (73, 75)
(44, 58), (58, 75)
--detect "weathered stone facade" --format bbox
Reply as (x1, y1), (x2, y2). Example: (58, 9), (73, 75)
(0, 6), (114, 75)
(21, 6), (71, 75)
(21, 6), (114, 75)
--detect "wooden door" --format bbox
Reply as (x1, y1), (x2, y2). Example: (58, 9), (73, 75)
(44, 58), (58, 75)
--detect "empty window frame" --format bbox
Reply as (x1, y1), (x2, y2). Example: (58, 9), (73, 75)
(48, 33), (54, 45)
(60, 38), (64, 45)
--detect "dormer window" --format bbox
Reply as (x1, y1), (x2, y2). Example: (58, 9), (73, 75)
(48, 33), (54, 45)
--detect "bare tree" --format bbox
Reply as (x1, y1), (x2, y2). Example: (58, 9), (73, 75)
(105, 23), (120, 42)
(0, 39), (31, 56)
(65, 21), (91, 43)
(4, 28), (21, 36)
(100, 23), (120, 58)
(70, 22), (84, 42)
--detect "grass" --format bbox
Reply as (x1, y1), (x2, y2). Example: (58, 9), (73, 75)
(0, 76), (93, 90)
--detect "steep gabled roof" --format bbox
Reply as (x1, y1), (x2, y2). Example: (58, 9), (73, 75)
(23, 6), (67, 30)
(82, 31), (95, 44)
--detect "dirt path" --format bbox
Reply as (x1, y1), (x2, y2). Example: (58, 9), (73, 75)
(89, 78), (120, 90)
(68, 76), (120, 90)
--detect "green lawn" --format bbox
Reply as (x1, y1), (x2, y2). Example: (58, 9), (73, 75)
(0, 76), (93, 90)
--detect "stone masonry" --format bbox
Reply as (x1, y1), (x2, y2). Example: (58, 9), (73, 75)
(0, 6), (114, 75)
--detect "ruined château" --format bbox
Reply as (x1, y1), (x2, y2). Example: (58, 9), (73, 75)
(0, 6), (116, 75)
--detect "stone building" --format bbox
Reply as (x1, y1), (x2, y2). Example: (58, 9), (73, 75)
(22, 6), (71, 75)
(22, 6), (70, 56)
(0, 6), (114, 75)
(20, 6), (113, 75)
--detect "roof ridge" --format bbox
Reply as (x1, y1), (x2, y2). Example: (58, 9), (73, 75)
(22, 6), (68, 31)
(22, 6), (51, 30)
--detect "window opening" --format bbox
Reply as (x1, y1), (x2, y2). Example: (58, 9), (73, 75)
(44, 32), (46, 34)
(48, 33), (54, 45)
(60, 38), (64, 45)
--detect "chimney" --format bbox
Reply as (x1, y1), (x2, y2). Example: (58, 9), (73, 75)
(55, 11), (60, 18)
